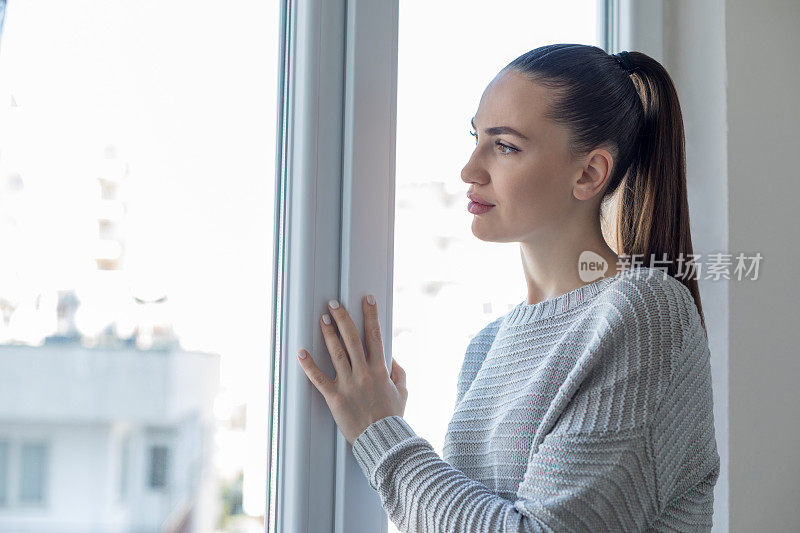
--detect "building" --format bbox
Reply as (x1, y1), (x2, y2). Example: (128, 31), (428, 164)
(0, 289), (220, 532)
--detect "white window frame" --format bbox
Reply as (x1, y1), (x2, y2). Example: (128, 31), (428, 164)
(265, 1), (663, 532)
(600, 0), (663, 56)
(266, 1), (398, 531)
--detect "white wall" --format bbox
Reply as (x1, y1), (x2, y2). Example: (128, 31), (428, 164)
(662, 1), (730, 531)
(0, 420), (211, 532)
(0, 345), (218, 424)
(0, 423), (112, 531)
(661, 0), (800, 531)
(725, 1), (800, 531)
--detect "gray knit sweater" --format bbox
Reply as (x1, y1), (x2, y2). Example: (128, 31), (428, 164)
(351, 266), (720, 532)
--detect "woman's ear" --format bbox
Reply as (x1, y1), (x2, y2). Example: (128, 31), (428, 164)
(573, 148), (613, 201)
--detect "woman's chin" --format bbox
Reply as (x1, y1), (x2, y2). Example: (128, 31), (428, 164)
(470, 220), (507, 243)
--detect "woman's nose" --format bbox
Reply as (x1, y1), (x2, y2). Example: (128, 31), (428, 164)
(461, 154), (487, 185)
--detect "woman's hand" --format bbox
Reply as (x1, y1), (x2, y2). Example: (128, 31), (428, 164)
(297, 294), (408, 445)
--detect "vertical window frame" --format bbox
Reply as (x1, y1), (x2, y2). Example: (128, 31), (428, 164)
(267, 0), (398, 531)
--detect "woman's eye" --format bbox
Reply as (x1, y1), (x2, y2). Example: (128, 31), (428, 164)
(469, 130), (518, 155)
(495, 142), (517, 155)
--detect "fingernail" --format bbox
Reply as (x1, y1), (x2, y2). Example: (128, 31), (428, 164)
(366, 294), (375, 306)
(322, 314), (331, 325)
(297, 349), (307, 359)
(328, 299), (339, 309)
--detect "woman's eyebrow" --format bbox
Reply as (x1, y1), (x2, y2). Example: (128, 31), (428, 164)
(471, 116), (530, 141)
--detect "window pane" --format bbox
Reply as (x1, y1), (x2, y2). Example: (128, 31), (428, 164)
(0, 440), (8, 505)
(148, 445), (169, 489)
(119, 435), (130, 501)
(392, 2), (598, 531)
(0, 1), (279, 531)
(19, 442), (47, 504)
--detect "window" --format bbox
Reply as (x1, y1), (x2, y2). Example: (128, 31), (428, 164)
(19, 442), (48, 505)
(118, 435), (130, 501)
(0, 440), (8, 505)
(0, 1), (279, 530)
(148, 445), (169, 490)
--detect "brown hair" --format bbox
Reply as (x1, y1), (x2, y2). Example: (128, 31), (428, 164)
(502, 44), (706, 333)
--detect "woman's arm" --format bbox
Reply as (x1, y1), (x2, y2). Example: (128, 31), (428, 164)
(352, 415), (657, 532)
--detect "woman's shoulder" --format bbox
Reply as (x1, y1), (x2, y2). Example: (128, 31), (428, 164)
(454, 314), (506, 405)
(581, 266), (708, 383)
(468, 312), (505, 341)
(568, 267), (710, 427)
(592, 265), (699, 334)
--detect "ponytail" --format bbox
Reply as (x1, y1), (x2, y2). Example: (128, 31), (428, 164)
(503, 44), (706, 333)
(613, 52), (706, 333)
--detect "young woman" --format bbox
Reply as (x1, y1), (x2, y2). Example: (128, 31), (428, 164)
(297, 44), (720, 532)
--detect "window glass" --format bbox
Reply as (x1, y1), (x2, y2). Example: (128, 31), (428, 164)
(119, 435), (130, 501)
(148, 445), (169, 489)
(0, 440), (8, 505)
(19, 442), (47, 504)
(392, 2), (598, 530)
(0, 2), (279, 531)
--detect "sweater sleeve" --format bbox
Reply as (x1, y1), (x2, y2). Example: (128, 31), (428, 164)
(351, 415), (657, 532)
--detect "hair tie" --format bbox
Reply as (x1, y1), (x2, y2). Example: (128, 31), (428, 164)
(612, 51), (638, 75)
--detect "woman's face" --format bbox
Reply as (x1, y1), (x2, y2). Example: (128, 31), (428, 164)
(461, 70), (594, 244)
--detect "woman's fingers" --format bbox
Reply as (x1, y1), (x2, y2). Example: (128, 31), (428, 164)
(327, 300), (367, 372)
(390, 357), (406, 391)
(320, 312), (353, 376)
(296, 349), (336, 399)
(297, 295), (407, 443)
(362, 294), (386, 369)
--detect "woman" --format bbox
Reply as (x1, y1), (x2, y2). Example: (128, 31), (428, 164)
(297, 44), (720, 532)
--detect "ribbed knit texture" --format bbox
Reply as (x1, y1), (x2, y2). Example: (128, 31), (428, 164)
(351, 266), (720, 532)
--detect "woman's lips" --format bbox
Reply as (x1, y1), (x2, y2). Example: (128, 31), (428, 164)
(467, 201), (494, 214)
(466, 192), (495, 206)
